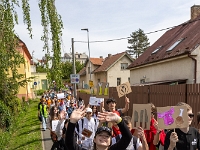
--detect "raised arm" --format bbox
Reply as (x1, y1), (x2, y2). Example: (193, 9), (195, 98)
(65, 106), (85, 150)
(98, 112), (132, 150)
(121, 96), (130, 114)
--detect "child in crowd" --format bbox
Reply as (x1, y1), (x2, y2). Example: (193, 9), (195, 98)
(164, 102), (200, 150)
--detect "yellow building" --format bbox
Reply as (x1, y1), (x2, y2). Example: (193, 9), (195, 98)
(17, 39), (33, 99)
(31, 72), (48, 97)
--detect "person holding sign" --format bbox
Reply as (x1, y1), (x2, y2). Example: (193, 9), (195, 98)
(105, 97), (130, 116)
(65, 106), (132, 150)
(112, 116), (149, 150)
(144, 103), (166, 150)
(164, 102), (200, 150)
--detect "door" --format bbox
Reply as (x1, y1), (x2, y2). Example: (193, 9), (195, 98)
(41, 79), (47, 90)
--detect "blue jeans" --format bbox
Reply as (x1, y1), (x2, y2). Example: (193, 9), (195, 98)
(41, 116), (47, 130)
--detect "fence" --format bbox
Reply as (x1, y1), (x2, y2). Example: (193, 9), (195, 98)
(77, 84), (200, 128)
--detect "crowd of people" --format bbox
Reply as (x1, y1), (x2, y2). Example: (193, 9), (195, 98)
(38, 90), (200, 150)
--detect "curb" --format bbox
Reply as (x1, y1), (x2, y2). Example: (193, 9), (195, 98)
(41, 124), (45, 150)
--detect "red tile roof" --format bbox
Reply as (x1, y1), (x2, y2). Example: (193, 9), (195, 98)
(94, 52), (132, 73)
(90, 58), (103, 65)
(127, 15), (200, 69)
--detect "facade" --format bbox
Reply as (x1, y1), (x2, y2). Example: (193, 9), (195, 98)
(127, 5), (200, 85)
(31, 72), (48, 91)
(63, 52), (88, 64)
(78, 52), (133, 88)
(17, 40), (33, 99)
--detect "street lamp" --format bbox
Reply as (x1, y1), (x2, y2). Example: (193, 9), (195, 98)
(81, 28), (91, 81)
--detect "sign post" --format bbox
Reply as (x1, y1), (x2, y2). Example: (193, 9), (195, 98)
(70, 74), (80, 98)
(70, 74), (80, 84)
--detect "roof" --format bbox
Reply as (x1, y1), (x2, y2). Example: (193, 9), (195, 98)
(78, 67), (86, 76)
(127, 15), (200, 69)
(90, 58), (104, 65)
(19, 39), (32, 60)
(94, 52), (133, 73)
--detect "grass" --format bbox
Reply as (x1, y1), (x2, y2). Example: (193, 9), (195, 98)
(5, 99), (43, 150)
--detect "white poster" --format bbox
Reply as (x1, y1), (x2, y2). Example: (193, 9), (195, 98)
(89, 97), (104, 106)
(52, 120), (59, 131)
(57, 93), (65, 99)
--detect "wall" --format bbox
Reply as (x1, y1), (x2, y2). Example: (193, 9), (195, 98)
(107, 55), (132, 87)
(77, 83), (200, 128)
(17, 45), (32, 100)
(31, 72), (48, 94)
(130, 56), (194, 85)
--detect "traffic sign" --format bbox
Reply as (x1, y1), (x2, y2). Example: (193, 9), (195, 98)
(34, 82), (37, 85)
(89, 80), (93, 87)
(70, 74), (80, 83)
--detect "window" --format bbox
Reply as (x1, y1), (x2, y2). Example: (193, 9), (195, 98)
(140, 79), (145, 83)
(88, 67), (90, 74)
(121, 63), (128, 70)
(117, 78), (121, 86)
(167, 39), (184, 51)
(152, 46), (162, 54)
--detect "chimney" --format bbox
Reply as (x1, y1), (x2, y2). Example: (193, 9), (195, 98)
(100, 56), (103, 59)
(108, 54), (112, 58)
(191, 5), (200, 20)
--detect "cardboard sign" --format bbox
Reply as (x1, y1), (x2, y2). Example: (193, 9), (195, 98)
(82, 128), (93, 138)
(157, 106), (189, 129)
(116, 82), (132, 98)
(131, 104), (151, 130)
(52, 120), (59, 131)
(89, 97), (104, 106)
(96, 82), (109, 98)
(57, 93), (65, 99)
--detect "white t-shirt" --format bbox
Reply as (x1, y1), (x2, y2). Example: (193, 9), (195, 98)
(112, 135), (142, 150)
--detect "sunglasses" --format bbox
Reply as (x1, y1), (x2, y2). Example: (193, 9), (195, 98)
(96, 126), (112, 135)
(188, 114), (194, 118)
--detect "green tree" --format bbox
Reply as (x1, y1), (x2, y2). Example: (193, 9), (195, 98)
(0, 0), (63, 106)
(62, 61), (84, 81)
(127, 28), (150, 58)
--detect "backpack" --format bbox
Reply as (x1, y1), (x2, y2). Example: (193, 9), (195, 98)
(75, 118), (97, 139)
(115, 135), (137, 150)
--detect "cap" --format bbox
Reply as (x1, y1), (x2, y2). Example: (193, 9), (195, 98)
(106, 98), (116, 104)
(86, 108), (92, 113)
(95, 126), (112, 136)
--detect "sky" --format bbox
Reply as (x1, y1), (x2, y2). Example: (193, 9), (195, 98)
(15, 0), (199, 60)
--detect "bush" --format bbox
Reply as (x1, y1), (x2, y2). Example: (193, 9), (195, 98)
(0, 101), (12, 130)
(36, 89), (45, 96)
(7, 97), (22, 115)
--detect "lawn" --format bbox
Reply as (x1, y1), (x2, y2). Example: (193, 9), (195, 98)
(5, 99), (43, 150)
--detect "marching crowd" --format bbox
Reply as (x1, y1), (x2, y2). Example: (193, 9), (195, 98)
(38, 89), (200, 150)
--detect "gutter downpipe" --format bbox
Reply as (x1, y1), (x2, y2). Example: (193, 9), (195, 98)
(188, 53), (197, 84)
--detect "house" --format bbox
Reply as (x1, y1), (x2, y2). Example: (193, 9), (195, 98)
(63, 52), (88, 64)
(41, 52), (88, 69)
(30, 59), (48, 92)
(17, 40), (33, 99)
(78, 52), (133, 88)
(127, 5), (200, 85)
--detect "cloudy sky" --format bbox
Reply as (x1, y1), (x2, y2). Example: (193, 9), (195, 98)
(15, 0), (199, 59)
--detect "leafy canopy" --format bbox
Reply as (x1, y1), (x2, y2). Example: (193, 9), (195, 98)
(127, 28), (150, 59)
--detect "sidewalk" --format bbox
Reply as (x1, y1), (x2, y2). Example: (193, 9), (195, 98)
(41, 126), (53, 150)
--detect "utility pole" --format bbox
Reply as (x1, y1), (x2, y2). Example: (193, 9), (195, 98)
(71, 38), (77, 98)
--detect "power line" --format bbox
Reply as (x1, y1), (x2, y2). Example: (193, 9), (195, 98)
(75, 18), (200, 43)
